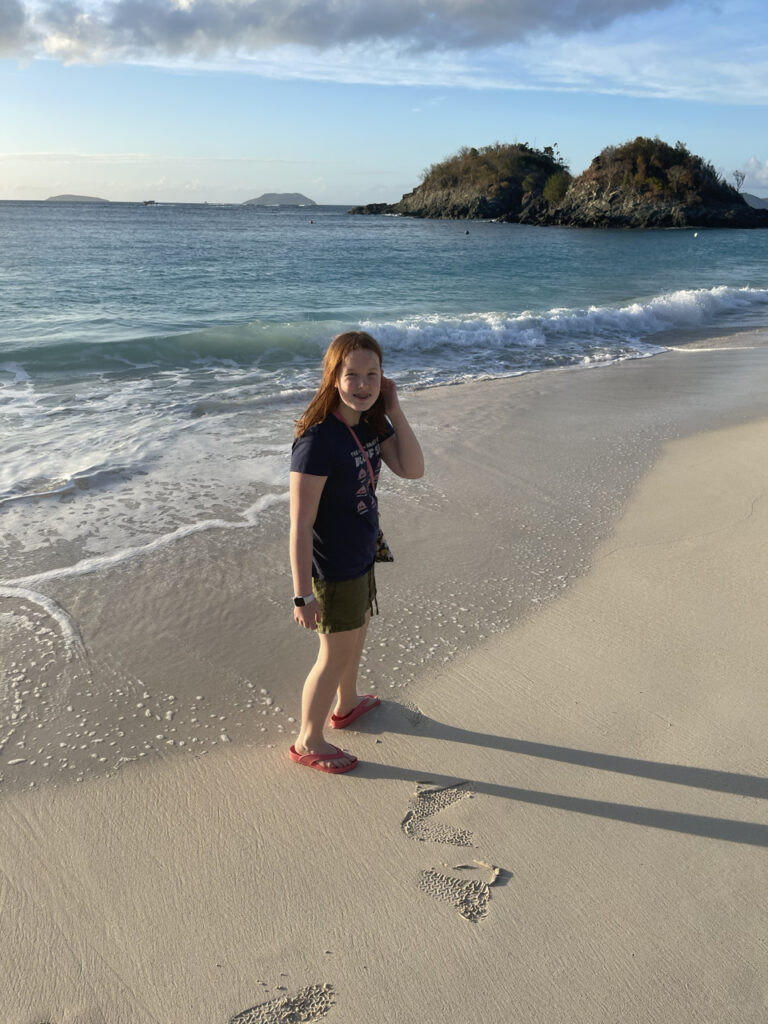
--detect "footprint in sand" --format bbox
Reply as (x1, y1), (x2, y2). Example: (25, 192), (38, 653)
(418, 859), (501, 924)
(230, 983), (334, 1024)
(402, 781), (507, 922)
(401, 781), (475, 846)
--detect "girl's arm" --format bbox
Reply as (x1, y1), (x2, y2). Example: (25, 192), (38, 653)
(289, 470), (327, 627)
(379, 377), (425, 480)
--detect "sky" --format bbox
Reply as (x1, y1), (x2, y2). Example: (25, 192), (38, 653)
(1, 0), (767, 204)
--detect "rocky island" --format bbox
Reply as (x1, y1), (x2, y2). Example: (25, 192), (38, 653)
(351, 138), (768, 228)
(352, 142), (569, 221)
(243, 193), (316, 206)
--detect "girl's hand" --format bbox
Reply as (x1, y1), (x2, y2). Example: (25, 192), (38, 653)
(294, 601), (320, 630)
(380, 375), (400, 416)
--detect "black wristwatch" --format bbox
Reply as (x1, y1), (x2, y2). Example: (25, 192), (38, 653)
(293, 593), (316, 607)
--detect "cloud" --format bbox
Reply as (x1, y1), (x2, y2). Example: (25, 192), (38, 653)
(499, 30), (768, 104)
(6, 0), (681, 62)
(0, 0), (30, 54)
(4, 0), (767, 109)
(744, 156), (768, 188)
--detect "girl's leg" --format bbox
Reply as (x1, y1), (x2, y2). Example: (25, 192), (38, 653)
(333, 611), (370, 719)
(294, 622), (367, 769)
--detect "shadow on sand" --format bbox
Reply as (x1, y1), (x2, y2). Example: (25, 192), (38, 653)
(345, 703), (768, 848)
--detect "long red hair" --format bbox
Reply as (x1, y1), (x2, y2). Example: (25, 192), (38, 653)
(295, 331), (388, 437)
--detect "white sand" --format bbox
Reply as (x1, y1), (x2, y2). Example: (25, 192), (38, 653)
(2, 344), (768, 1023)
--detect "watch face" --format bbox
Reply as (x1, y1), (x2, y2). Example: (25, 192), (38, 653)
(294, 596), (305, 607)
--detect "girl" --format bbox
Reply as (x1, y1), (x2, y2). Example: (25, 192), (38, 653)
(289, 331), (424, 773)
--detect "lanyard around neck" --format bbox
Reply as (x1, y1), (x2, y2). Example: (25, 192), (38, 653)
(333, 410), (376, 492)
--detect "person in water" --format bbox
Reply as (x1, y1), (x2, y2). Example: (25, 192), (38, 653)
(289, 331), (424, 772)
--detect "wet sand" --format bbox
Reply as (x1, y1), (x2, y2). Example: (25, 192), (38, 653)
(2, 339), (768, 1023)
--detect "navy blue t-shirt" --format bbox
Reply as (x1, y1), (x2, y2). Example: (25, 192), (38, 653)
(291, 414), (394, 581)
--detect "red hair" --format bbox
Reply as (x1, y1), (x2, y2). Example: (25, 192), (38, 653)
(295, 331), (388, 437)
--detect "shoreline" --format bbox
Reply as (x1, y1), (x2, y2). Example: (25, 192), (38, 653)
(651, 324), (768, 350)
(4, 340), (768, 793)
(3, 323), (767, 585)
(2, 339), (768, 1022)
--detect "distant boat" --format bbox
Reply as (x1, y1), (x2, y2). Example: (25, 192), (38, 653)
(143, 200), (156, 206)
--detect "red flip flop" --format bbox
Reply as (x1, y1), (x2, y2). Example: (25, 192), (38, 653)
(289, 744), (358, 774)
(330, 694), (381, 729)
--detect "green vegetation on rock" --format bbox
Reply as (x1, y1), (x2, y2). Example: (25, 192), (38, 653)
(585, 137), (737, 207)
(419, 142), (568, 195)
(536, 135), (764, 228)
(542, 170), (571, 204)
(352, 142), (571, 221)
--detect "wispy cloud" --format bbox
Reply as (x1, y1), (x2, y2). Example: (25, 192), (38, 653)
(411, 95), (446, 113)
(3, 0), (767, 106)
(0, 150), (155, 162)
(493, 28), (768, 104)
(0, 150), (338, 166)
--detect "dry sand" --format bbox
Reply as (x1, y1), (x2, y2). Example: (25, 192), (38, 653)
(2, 341), (768, 1023)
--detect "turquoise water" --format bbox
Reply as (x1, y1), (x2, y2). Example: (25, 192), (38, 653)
(1, 199), (767, 579)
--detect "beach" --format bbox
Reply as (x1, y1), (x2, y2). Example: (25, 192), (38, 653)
(2, 336), (767, 1023)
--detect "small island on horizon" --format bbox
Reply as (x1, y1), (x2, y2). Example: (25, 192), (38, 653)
(41, 192), (319, 206)
(45, 194), (110, 203)
(242, 193), (316, 206)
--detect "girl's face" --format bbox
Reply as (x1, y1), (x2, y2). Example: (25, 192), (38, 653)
(336, 348), (382, 424)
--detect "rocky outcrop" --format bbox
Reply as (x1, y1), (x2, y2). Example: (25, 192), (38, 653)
(351, 138), (768, 229)
(370, 180), (525, 221)
(519, 179), (768, 228)
(350, 142), (567, 222)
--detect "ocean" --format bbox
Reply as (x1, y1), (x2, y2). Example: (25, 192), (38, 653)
(2, 199), (768, 584)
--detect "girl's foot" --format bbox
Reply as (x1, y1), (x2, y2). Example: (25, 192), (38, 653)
(330, 694), (381, 729)
(289, 740), (358, 773)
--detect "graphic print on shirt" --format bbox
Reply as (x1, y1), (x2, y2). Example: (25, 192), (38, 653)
(349, 439), (380, 517)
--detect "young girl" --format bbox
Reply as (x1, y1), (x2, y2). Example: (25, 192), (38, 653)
(289, 331), (424, 773)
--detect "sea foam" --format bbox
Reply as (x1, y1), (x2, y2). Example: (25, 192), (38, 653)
(2, 199), (766, 588)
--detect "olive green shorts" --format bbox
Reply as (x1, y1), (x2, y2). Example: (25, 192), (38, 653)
(312, 566), (377, 634)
